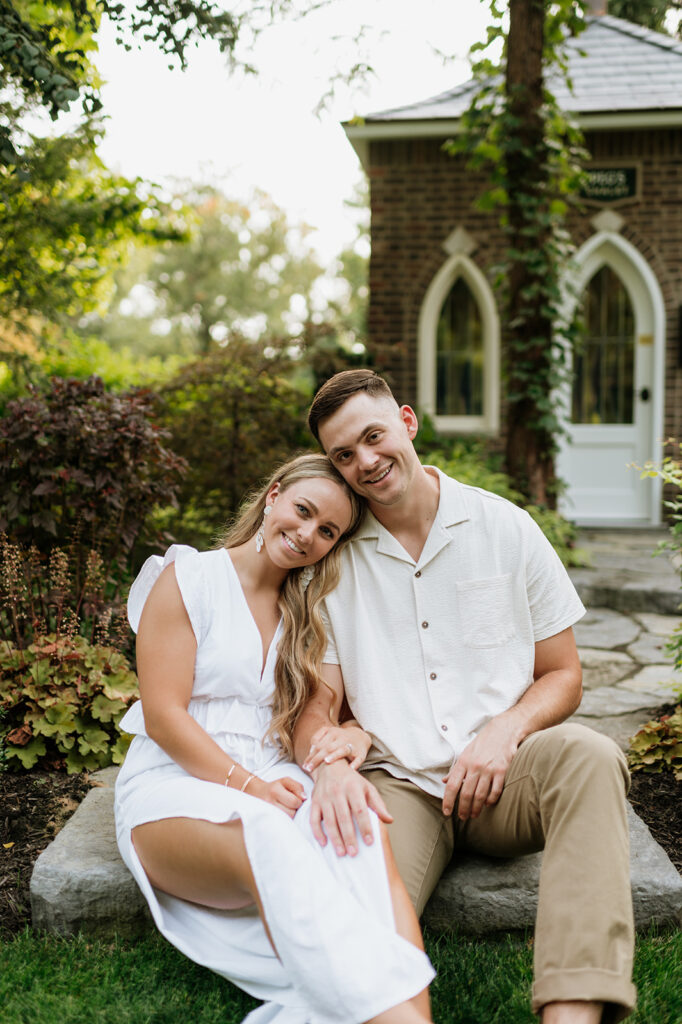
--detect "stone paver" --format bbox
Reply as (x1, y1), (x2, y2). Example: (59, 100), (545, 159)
(632, 612), (680, 637)
(30, 528), (682, 939)
(570, 529), (680, 615)
(626, 633), (672, 664)
(619, 665), (682, 698)
(576, 685), (667, 718)
(573, 608), (640, 650)
(570, 710), (659, 751)
(578, 648), (634, 689)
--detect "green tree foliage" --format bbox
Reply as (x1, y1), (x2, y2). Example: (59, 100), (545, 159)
(0, 0), (329, 165)
(449, 0), (588, 506)
(0, 122), (185, 336)
(609, 0), (681, 36)
(154, 335), (310, 549)
(0, 0), (100, 163)
(89, 186), (325, 357)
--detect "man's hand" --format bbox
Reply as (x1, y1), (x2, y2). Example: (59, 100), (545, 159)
(442, 712), (523, 820)
(309, 760), (393, 856)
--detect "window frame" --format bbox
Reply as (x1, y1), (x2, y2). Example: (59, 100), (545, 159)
(418, 253), (500, 435)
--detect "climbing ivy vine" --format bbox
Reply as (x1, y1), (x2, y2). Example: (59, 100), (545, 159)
(447, 0), (590, 506)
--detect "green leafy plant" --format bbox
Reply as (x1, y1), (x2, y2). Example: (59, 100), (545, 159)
(156, 335), (310, 549)
(629, 706), (682, 782)
(0, 633), (137, 773)
(636, 440), (682, 671)
(0, 375), (186, 580)
(0, 702), (8, 774)
(0, 535), (128, 651)
(627, 443), (682, 779)
(448, 1), (589, 505)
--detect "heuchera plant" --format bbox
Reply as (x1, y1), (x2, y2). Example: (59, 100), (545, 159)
(629, 707), (682, 782)
(0, 633), (138, 773)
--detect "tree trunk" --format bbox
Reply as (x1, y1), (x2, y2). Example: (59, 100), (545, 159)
(504, 0), (557, 507)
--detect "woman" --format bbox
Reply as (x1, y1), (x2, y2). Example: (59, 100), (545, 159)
(114, 454), (434, 1024)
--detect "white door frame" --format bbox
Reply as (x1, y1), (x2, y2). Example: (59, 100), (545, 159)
(559, 230), (665, 525)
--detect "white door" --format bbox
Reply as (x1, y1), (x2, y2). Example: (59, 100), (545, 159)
(557, 239), (660, 525)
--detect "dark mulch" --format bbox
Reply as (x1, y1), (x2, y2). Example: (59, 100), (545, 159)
(1, 769), (92, 940)
(629, 770), (682, 872)
(1, 711), (681, 941)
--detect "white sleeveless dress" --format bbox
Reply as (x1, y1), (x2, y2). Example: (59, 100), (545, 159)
(114, 545), (434, 1024)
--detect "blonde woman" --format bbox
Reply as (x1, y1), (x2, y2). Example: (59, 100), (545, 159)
(114, 454), (434, 1024)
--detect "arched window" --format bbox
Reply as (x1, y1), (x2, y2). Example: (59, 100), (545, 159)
(418, 253), (499, 434)
(572, 265), (635, 425)
(436, 276), (483, 417)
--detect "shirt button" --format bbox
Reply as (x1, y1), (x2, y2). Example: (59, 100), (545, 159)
(441, 724), (448, 732)
(421, 621), (429, 629)
(415, 570), (422, 578)
(430, 672), (437, 680)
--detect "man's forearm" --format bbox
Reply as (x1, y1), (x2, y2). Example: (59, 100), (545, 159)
(501, 665), (582, 745)
(293, 699), (336, 769)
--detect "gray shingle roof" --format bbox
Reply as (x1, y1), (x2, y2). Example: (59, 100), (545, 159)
(363, 15), (682, 123)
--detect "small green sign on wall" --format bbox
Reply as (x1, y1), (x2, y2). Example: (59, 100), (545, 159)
(581, 167), (639, 204)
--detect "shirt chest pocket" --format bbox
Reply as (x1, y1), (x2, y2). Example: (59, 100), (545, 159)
(455, 574), (515, 648)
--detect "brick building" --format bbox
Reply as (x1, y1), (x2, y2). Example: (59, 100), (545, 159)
(344, 12), (682, 525)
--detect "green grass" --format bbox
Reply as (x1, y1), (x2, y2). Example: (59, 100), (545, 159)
(0, 928), (680, 1023)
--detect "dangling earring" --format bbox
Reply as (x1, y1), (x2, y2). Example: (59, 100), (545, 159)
(256, 505), (272, 553)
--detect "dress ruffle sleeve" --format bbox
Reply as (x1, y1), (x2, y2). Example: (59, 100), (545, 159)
(127, 544), (209, 644)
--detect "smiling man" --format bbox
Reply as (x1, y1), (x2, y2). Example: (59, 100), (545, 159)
(294, 369), (636, 1024)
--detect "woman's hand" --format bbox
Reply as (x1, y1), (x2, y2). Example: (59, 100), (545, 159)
(303, 723), (371, 773)
(250, 776), (307, 818)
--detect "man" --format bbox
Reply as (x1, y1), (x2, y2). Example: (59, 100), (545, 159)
(293, 369), (635, 1024)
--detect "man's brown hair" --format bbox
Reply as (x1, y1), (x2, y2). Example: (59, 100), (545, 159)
(307, 369), (395, 443)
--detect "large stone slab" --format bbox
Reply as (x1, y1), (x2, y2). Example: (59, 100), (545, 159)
(30, 785), (151, 938)
(576, 684), (667, 718)
(578, 648), (634, 690)
(620, 664), (682, 696)
(570, 530), (680, 616)
(570, 574), (680, 616)
(632, 612), (681, 638)
(423, 805), (682, 935)
(570, 710), (661, 751)
(31, 772), (682, 941)
(573, 608), (640, 651)
(626, 633), (673, 665)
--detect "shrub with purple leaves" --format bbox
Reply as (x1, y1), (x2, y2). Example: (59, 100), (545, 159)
(0, 376), (186, 579)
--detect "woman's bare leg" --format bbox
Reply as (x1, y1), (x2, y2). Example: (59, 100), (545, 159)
(133, 817), (431, 1023)
(133, 817), (277, 948)
(378, 824), (432, 1022)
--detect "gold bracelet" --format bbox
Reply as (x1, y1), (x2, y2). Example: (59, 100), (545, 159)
(225, 764), (237, 787)
(241, 774), (255, 793)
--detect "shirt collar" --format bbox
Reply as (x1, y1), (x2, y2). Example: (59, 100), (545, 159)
(430, 467), (471, 528)
(352, 466), (471, 553)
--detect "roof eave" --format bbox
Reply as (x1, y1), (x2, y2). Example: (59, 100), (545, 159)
(344, 109), (682, 170)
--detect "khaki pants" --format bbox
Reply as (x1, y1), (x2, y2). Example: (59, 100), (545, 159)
(363, 723), (636, 1022)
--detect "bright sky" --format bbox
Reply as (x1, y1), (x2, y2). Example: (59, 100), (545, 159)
(94, 0), (493, 260)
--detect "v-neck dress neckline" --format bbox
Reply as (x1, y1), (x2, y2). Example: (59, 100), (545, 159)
(222, 548), (283, 681)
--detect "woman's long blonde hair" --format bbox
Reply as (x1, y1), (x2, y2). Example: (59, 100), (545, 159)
(220, 453), (364, 757)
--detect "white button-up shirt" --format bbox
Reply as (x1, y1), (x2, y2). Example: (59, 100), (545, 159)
(322, 469), (586, 797)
